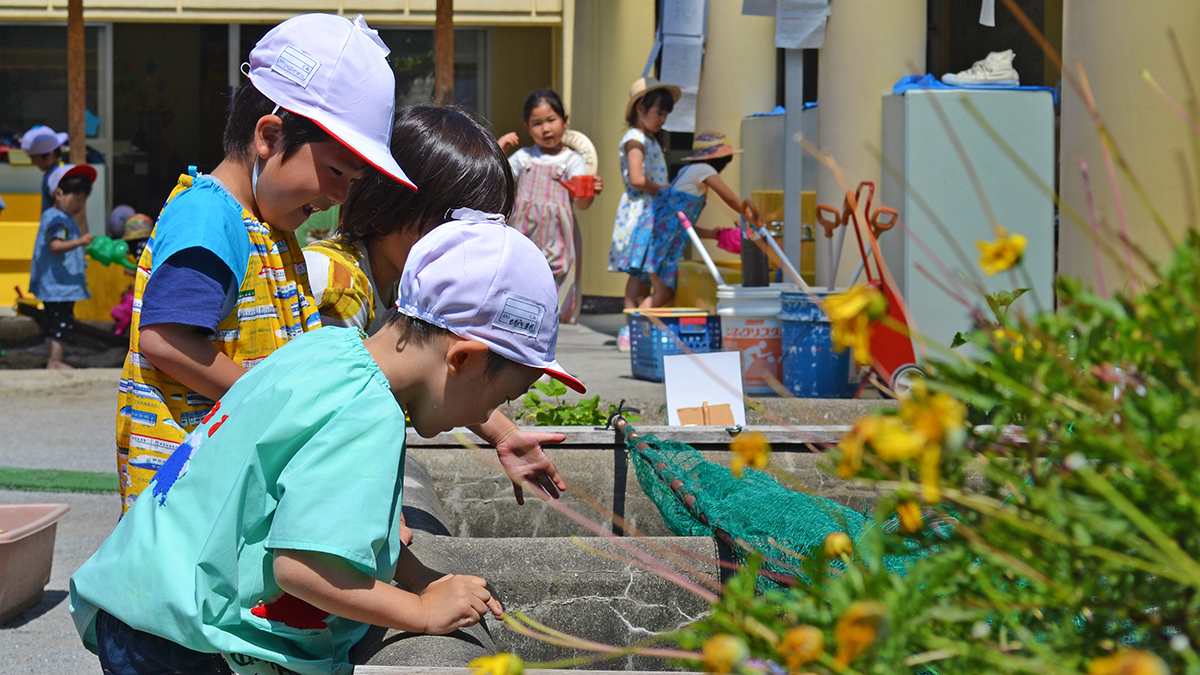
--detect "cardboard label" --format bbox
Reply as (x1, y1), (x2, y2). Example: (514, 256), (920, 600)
(272, 45), (321, 88)
(494, 293), (544, 338)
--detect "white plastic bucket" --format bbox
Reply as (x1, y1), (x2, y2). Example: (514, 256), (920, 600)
(716, 283), (796, 395)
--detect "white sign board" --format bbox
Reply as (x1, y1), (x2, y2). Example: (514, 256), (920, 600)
(663, 351), (747, 426)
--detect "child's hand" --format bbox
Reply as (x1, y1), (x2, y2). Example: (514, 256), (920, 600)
(418, 574), (504, 634)
(497, 132), (519, 153)
(593, 176), (604, 194)
(79, 232), (95, 247)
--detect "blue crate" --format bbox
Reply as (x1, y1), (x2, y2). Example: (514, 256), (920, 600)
(627, 310), (722, 382)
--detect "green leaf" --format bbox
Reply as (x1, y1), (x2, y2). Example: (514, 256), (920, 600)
(546, 379), (568, 397)
(523, 391), (541, 408)
(950, 331), (971, 349)
(534, 382), (556, 396)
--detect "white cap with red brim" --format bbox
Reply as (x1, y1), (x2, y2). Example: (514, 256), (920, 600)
(47, 164), (98, 194)
(246, 13), (415, 190)
(395, 208), (585, 394)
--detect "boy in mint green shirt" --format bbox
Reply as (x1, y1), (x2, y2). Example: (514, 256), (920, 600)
(69, 215), (584, 675)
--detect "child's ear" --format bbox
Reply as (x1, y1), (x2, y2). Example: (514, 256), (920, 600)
(445, 339), (490, 376)
(254, 114), (284, 159)
(54, 188), (64, 202)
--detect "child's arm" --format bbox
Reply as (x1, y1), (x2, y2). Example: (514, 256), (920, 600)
(48, 230), (93, 254)
(469, 410), (567, 504)
(704, 173), (744, 217)
(497, 133), (520, 153)
(139, 324), (247, 402)
(273, 548), (503, 634)
(625, 140), (664, 196)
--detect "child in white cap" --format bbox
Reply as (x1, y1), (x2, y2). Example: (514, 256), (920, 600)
(29, 164), (97, 369)
(115, 13), (413, 514)
(70, 216), (582, 675)
(20, 124), (69, 211)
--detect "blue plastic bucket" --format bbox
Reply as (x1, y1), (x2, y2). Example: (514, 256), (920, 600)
(778, 291), (852, 398)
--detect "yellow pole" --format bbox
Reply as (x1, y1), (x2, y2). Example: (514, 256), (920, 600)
(815, 0), (926, 288)
(1058, 0), (1200, 294)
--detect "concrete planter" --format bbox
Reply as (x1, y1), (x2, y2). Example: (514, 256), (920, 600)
(0, 503), (70, 625)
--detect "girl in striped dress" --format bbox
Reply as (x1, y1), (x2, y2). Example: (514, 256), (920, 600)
(499, 89), (603, 324)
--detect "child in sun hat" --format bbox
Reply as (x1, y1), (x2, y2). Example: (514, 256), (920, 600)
(497, 89), (604, 324)
(114, 12), (414, 514)
(20, 125), (69, 212)
(71, 215), (584, 675)
(30, 163), (97, 370)
(611, 77), (678, 350)
(618, 130), (744, 308)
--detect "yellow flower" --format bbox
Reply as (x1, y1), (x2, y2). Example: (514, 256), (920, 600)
(778, 625), (825, 673)
(896, 500), (923, 533)
(919, 444), (943, 503)
(836, 417), (875, 479)
(992, 327), (1027, 362)
(824, 285), (888, 366)
(869, 416), (927, 462)
(703, 634), (749, 675)
(824, 532), (853, 558)
(834, 602), (886, 669)
(1087, 650), (1169, 675)
(730, 431), (772, 478)
(899, 381), (964, 443)
(977, 227), (1028, 276)
(469, 653), (525, 675)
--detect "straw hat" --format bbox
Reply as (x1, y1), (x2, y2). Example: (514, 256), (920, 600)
(681, 131), (743, 162)
(625, 77), (682, 121)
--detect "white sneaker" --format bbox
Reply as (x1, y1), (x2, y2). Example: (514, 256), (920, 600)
(617, 326), (631, 353)
(941, 50), (1019, 87)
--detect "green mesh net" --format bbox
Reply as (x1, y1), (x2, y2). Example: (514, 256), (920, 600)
(625, 429), (914, 586)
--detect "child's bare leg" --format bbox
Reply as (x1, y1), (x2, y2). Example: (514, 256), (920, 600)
(624, 275), (644, 310)
(640, 274), (674, 309)
(46, 338), (72, 370)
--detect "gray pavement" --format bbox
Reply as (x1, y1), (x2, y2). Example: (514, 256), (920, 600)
(0, 316), (885, 673)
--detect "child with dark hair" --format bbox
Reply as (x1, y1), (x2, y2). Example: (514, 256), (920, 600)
(115, 13), (412, 513)
(72, 218), (584, 675)
(497, 88), (603, 324)
(611, 78), (678, 347)
(20, 125), (68, 211)
(619, 130), (743, 308)
(29, 164), (96, 369)
(305, 104), (568, 506)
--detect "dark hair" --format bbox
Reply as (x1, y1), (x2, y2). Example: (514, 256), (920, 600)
(625, 88), (676, 127)
(703, 155), (734, 174)
(339, 105), (515, 242)
(57, 174), (93, 197)
(381, 309), (516, 380)
(522, 89), (567, 123)
(223, 81), (331, 161)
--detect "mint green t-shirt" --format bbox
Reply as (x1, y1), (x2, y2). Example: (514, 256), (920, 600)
(70, 326), (406, 675)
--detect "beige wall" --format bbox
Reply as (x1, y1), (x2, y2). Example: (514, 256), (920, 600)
(1058, 0), (1200, 294)
(570, 0), (777, 297)
(691, 2), (777, 265)
(816, 0), (926, 287)
(570, 0), (656, 298)
(491, 27), (554, 144)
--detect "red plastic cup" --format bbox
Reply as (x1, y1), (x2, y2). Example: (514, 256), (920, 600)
(561, 175), (596, 199)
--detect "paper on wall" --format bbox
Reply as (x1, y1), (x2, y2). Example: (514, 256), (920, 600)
(742, 0), (776, 17)
(775, 0), (828, 50)
(663, 0), (706, 37)
(979, 0), (996, 27)
(660, 34), (703, 89)
(663, 86), (699, 133)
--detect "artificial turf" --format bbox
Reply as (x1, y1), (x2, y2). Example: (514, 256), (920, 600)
(0, 466), (119, 494)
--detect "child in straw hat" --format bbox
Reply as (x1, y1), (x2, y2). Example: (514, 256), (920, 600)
(617, 130), (743, 308)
